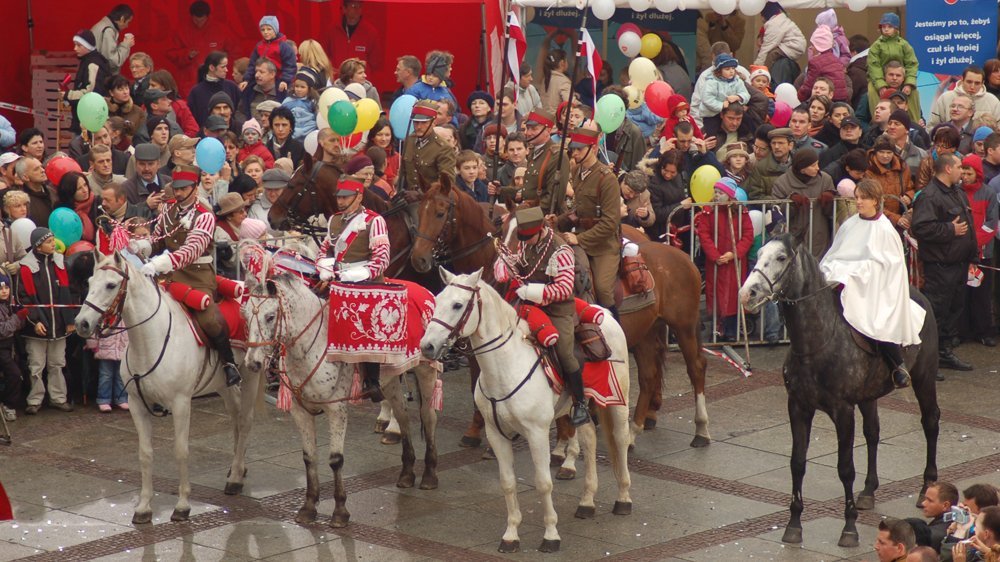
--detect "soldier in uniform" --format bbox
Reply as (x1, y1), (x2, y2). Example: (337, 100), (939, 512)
(317, 176), (391, 402)
(550, 126), (622, 313)
(491, 109), (568, 214)
(142, 166), (241, 387)
(495, 207), (589, 426)
(398, 99), (456, 193)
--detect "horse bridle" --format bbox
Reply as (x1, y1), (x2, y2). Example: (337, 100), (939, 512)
(749, 246), (836, 306)
(412, 192), (495, 267)
(429, 281), (517, 357)
(273, 161), (328, 236)
(82, 262), (163, 336)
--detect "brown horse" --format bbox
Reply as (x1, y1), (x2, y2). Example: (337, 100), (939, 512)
(411, 178), (711, 450)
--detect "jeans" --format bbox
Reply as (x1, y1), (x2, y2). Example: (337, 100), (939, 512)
(761, 301), (783, 340)
(97, 359), (126, 406)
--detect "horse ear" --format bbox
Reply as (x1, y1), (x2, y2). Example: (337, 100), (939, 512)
(438, 266), (455, 285)
(266, 279), (277, 296)
(302, 150), (315, 173)
(417, 173), (429, 192)
(439, 173), (452, 195)
(467, 267), (484, 286)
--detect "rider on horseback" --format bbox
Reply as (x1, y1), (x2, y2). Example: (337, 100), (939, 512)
(495, 207), (589, 427)
(399, 100), (456, 193)
(317, 175), (391, 403)
(141, 165), (242, 387)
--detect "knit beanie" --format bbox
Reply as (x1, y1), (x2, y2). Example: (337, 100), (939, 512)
(259, 15), (280, 35)
(242, 118), (262, 136)
(888, 109), (912, 131)
(792, 147), (819, 172)
(810, 26), (834, 53)
(879, 13), (900, 29)
(713, 178), (737, 199)
(345, 153), (374, 175)
(974, 126), (994, 143)
(0, 271), (10, 289)
(837, 179), (856, 199)
(666, 94), (689, 117)
(714, 54), (738, 70)
(30, 227), (54, 249)
(749, 65), (771, 83)
(466, 91), (495, 112)
(239, 218), (268, 240)
(145, 115), (169, 137)
(73, 30), (96, 52)
(208, 91), (235, 111)
(815, 9), (839, 29)
(761, 1), (784, 20)
(295, 67), (320, 90)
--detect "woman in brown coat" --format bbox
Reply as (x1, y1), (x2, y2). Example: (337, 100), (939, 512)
(865, 135), (915, 228)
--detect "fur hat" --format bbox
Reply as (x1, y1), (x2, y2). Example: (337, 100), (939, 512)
(810, 25), (834, 53)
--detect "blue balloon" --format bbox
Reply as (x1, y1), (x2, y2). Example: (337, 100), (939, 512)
(735, 187), (748, 202)
(48, 208), (83, 246)
(195, 137), (226, 175)
(389, 94), (418, 139)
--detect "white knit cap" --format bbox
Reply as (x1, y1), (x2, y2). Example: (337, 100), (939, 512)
(749, 66), (771, 82)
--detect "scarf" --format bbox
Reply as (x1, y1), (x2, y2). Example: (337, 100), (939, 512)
(74, 192), (96, 243)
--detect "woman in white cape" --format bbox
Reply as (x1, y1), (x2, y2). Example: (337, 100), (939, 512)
(819, 179), (926, 388)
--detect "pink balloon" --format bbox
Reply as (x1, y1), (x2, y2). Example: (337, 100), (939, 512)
(771, 101), (792, 127)
(616, 23), (641, 40)
(644, 81), (675, 119)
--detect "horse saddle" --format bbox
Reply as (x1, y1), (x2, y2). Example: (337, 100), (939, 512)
(181, 298), (247, 347)
(571, 247), (656, 315)
(849, 327), (878, 356)
(514, 299), (611, 363)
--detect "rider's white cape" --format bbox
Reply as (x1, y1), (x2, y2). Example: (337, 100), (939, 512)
(819, 213), (925, 347)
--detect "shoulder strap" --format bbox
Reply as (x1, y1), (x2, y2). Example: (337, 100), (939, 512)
(537, 148), (554, 193)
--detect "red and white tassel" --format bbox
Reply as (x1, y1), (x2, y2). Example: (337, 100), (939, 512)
(276, 375), (292, 412)
(430, 378), (443, 411)
(349, 366), (364, 405)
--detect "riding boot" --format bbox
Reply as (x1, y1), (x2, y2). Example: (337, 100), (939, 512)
(564, 368), (589, 427)
(207, 331), (242, 387)
(360, 362), (384, 403)
(879, 343), (911, 389)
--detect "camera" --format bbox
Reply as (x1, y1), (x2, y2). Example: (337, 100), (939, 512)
(943, 506), (971, 525)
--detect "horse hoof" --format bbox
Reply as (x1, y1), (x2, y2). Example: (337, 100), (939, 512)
(132, 511), (153, 525)
(397, 474), (416, 489)
(643, 418), (657, 430)
(855, 494), (875, 511)
(575, 505), (596, 519)
(550, 454), (565, 467)
(170, 508), (190, 522)
(331, 512), (350, 529)
(374, 419), (389, 433)
(223, 482), (244, 496)
(498, 539), (520, 553)
(627, 443), (635, 453)
(556, 467), (576, 480)
(381, 432), (401, 445)
(781, 527), (803, 544)
(460, 435), (482, 448)
(419, 475), (439, 490)
(612, 501), (632, 516)
(689, 435), (711, 448)
(295, 508), (317, 525)
(482, 446), (496, 460)
(838, 531), (860, 548)
(538, 539), (561, 553)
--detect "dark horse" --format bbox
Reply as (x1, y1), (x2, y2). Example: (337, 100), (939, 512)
(410, 177), (710, 449)
(739, 235), (940, 548)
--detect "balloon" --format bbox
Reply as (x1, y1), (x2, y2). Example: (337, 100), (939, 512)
(735, 187), (748, 202)
(837, 179), (857, 199)
(628, 0), (650, 12)
(623, 85), (642, 110)
(316, 112), (330, 131)
(48, 208), (83, 246)
(11, 218), (35, 251)
(709, 0), (737, 15)
(591, 0), (615, 20)
(739, 0), (767, 16)
(691, 165), (722, 204)
(774, 83), (800, 108)
(639, 33), (662, 59)
(66, 240), (95, 256)
(595, 94), (626, 133)
(771, 101), (792, 127)
(318, 87), (348, 119)
(628, 58), (657, 90)
(616, 23), (641, 40)
(846, 0), (867, 11)
(54, 239), (66, 254)
(749, 210), (764, 237)
(353, 98), (380, 134)
(644, 80), (675, 118)
(303, 130), (320, 157)
(653, 0), (678, 11)
(194, 137), (225, 174)
(77, 92), (109, 133)
(328, 100), (358, 136)
(389, 94), (418, 138)
(618, 31), (642, 59)
(44, 156), (82, 185)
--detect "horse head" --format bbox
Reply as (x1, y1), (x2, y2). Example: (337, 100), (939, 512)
(411, 175), (456, 273)
(75, 251), (132, 338)
(739, 234), (806, 311)
(270, 153), (340, 231)
(242, 260), (283, 373)
(420, 266), (484, 360)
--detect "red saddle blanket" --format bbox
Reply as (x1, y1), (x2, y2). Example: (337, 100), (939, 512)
(543, 356), (626, 408)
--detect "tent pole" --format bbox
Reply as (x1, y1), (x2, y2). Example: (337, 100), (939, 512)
(478, 2), (488, 92)
(26, 0), (34, 52)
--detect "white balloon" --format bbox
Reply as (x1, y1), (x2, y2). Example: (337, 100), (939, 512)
(653, 0), (678, 12)
(774, 82), (800, 108)
(316, 112), (330, 131)
(317, 87), (348, 119)
(592, 0), (615, 20)
(748, 210), (764, 237)
(618, 31), (642, 58)
(738, 0), (767, 16)
(846, 0), (867, 11)
(11, 218), (36, 252)
(677, 0), (687, 9)
(629, 0), (650, 11)
(709, 0), (737, 15)
(304, 130), (320, 157)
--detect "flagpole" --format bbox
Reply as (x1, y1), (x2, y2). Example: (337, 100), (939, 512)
(489, 0), (512, 222)
(550, 8), (588, 217)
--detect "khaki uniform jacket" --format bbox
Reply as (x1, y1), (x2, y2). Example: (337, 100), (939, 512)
(399, 132), (456, 191)
(501, 141), (568, 214)
(558, 162), (621, 256)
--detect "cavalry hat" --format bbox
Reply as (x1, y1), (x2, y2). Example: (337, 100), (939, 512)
(171, 164), (201, 188)
(411, 100), (438, 122)
(167, 134), (198, 154)
(134, 143), (161, 161)
(216, 193), (246, 217)
(515, 207), (545, 240)
(261, 168), (290, 189)
(568, 126), (601, 149)
(767, 127), (794, 140)
(524, 109), (556, 128)
(204, 114), (229, 132)
(30, 227), (54, 249)
(336, 175), (366, 197)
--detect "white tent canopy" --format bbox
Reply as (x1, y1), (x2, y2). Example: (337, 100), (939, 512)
(512, 0), (908, 9)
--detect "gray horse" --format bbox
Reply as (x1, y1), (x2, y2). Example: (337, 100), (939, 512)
(739, 235), (940, 548)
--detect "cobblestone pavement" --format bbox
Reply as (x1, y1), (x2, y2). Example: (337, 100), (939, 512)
(2, 341), (999, 561)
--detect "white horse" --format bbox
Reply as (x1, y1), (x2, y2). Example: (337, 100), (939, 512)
(240, 258), (441, 527)
(421, 268), (633, 553)
(74, 252), (260, 524)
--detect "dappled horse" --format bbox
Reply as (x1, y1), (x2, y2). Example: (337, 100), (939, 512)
(410, 178), (710, 451)
(739, 235), (940, 547)
(75, 252), (261, 524)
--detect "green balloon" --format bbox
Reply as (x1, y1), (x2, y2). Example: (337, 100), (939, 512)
(77, 92), (109, 133)
(595, 94), (626, 133)
(327, 100), (358, 136)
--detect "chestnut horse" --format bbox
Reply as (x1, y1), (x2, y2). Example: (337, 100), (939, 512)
(410, 176), (711, 449)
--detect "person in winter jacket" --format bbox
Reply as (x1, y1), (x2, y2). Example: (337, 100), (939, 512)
(847, 35), (871, 107)
(458, 91), (494, 152)
(240, 16), (296, 95)
(148, 70), (198, 137)
(90, 4), (134, 70)
(644, 150), (693, 242)
(65, 30), (113, 133)
(16, 228), (77, 415)
(264, 107), (304, 169)
(332, 58), (382, 109)
(626, 97), (664, 141)
(456, 150), (489, 202)
(661, 95), (704, 142)
(865, 135), (915, 228)
(772, 147), (837, 260)
(85, 328), (128, 412)
(799, 26), (850, 103)
(753, 2), (806, 85)
(237, 119), (275, 169)
(0, 273), (25, 423)
(620, 169), (655, 230)
(867, 13), (921, 126)
(187, 52), (242, 128)
(957, 155), (999, 345)
(281, 67), (319, 142)
(105, 74), (145, 142)
(814, 9), (850, 65)
(404, 51), (461, 112)
(929, 66), (1000, 130)
(697, 54), (750, 137)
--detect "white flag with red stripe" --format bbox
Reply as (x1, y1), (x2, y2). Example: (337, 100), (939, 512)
(579, 28), (603, 116)
(507, 11), (527, 99)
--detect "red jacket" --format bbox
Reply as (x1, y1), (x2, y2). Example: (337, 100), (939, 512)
(798, 50), (850, 102)
(164, 19), (237, 96)
(328, 18), (382, 71)
(695, 206), (754, 318)
(661, 94), (704, 140)
(171, 99), (200, 137)
(237, 142), (275, 169)
(962, 154), (992, 254)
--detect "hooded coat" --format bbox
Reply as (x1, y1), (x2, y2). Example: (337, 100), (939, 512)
(771, 152), (837, 259)
(661, 95), (704, 141)
(864, 150), (915, 227)
(798, 27), (850, 102)
(960, 154), (999, 259)
(695, 205), (753, 319)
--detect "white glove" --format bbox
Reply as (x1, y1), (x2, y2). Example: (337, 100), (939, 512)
(622, 241), (639, 258)
(141, 252), (173, 277)
(338, 268), (371, 283)
(515, 283), (545, 304)
(128, 239), (152, 259)
(317, 257), (337, 282)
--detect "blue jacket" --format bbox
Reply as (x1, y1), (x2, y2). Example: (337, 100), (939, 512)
(456, 177), (489, 203)
(281, 96), (318, 141)
(243, 34), (297, 89)
(404, 80), (460, 126)
(626, 103), (663, 139)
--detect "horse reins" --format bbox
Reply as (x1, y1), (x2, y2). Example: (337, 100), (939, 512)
(413, 193), (496, 268)
(750, 248), (837, 306)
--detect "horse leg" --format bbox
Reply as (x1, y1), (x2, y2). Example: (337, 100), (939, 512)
(326, 400), (350, 528)
(782, 398), (814, 544)
(384, 375), (416, 488)
(831, 405), (860, 548)
(220, 382), (250, 496)
(461, 361), (485, 448)
(674, 325), (710, 447)
(913, 369), (941, 507)
(129, 399), (155, 525)
(855, 400), (880, 511)
(415, 365), (439, 490)
(556, 423), (580, 481)
(375, 401), (392, 433)
(572, 419), (598, 523)
(630, 341), (658, 445)
(485, 422), (522, 553)
(380, 408), (402, 445)
(550, 416), (572, 466)
(599, 405), (633, 515)
(645, 328), (667, 430)
(168, 398), (193, 522)
(290, 403), (320, 525)
(525, 425), (561, 552)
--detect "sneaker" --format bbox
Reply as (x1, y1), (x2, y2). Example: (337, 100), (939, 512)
(98, 404), (112, 413)
(1, 405), (15, 421)
(24, 404), (39, 415)
(50, 401), (74, 412)
(117, 403), (129, 411)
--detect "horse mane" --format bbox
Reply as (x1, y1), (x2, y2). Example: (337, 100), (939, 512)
(470, 274), (530, 338)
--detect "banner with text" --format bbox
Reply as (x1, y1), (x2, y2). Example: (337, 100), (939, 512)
(907, 0), (996, 76)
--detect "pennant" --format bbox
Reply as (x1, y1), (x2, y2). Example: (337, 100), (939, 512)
(507, 11), (528, 99)
(579, 28), (603, 116)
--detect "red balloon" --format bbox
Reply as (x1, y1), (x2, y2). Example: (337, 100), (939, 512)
(45, 157), (82, 186)
(772, 101), (793, 127)
(644, 81), (676, 119)
(65, 240), (95, 256)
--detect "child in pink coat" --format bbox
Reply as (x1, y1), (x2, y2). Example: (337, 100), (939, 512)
(85, 330), (129, 412)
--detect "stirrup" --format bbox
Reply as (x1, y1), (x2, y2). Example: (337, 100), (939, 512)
(892, 366), (911, 389)
(363, 376), (384, 403)
(223, 363), (242, 387)
(570, 401), (589, 427)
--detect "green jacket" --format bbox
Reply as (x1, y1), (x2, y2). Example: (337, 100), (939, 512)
(745, 155), (791, 201)
(867, 34), (918, 90)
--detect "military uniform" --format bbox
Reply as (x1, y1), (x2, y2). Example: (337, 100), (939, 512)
(499, 109), (568, 214)
(398, 99), (456, 192)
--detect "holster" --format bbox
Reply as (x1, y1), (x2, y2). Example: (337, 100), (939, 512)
(621, 255), (653, 293)
(575, 322), (611, 362)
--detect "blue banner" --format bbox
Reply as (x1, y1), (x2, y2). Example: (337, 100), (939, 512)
(907, 0), (997, 76)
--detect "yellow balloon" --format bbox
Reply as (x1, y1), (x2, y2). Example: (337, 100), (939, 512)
(639, 33), (662, 59)
(690, 165), (722, 204)
(354, 98), (380, 133)
(628, 57), (657, 90)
